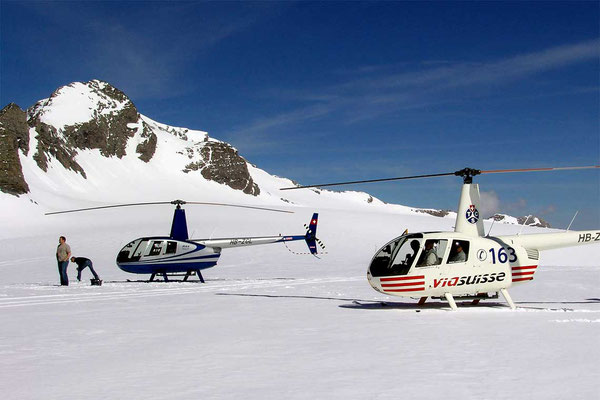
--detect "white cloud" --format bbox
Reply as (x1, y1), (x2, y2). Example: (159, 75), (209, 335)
(479, 190), (501, 218)
(234, 38), (600, 139)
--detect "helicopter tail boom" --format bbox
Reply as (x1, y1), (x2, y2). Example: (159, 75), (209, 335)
(193, 213), (321, 254)
(497, 230), (600, 251)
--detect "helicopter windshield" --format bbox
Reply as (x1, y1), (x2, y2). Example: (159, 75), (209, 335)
(117, 239), (144, 263)
(369, 234), (423, 277)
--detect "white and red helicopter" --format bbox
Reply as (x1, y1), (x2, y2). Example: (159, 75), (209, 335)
(282, 166), (599, 310)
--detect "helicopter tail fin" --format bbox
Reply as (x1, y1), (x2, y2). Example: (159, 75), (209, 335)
(304, 213), (319, 255)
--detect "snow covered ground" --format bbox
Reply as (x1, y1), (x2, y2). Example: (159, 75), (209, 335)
(1, 203), (599, 400)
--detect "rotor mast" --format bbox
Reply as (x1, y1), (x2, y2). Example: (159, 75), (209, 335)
(454, 167), (481, 184)
(170, 200), (189, 240)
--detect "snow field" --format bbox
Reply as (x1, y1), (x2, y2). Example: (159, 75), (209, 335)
(1, 205), (599, 400)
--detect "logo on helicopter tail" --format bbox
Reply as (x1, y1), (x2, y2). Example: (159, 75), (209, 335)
(465, 205), (479, 224)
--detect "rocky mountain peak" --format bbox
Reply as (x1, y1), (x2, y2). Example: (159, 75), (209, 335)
(1, 80), (261, 197)
(29, 80), (133, 126)
(26, 80), (141, 176)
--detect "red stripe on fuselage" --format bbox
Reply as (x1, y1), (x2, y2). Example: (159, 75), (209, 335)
(511, 265), (538, 271)
(381, 281), (425, 288)
(384, 287), (425, 292)
(512, 271), (535, 277)
(512, 277), (533, 282)
(380, 275), (425, 282)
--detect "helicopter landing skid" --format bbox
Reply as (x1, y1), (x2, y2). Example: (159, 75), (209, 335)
(432, 292), (508, 311)
(148, 270), (205, 283)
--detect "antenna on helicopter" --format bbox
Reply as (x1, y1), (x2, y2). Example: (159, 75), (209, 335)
(486, 218), (496, 237)
(517, 215), (531, 235)
(566, 210), (579, 232)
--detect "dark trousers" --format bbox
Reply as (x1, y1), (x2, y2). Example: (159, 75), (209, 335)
(57, 261), (69, 286)
(77, 260), (99, 281)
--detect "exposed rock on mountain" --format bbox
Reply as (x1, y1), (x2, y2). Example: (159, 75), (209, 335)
(28, 116), (87, 177)
(183, 141), (259, 196)
(135, 121), (157, 162)
(0, 103), (30, 195)
(415, 208), (451, 218)
(517, 215), (551, 228)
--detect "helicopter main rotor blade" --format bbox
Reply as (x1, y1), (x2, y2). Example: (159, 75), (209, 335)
(480, 165), (599, 175)
(45, 201), (173, 215)
(280, 165), (599, 190)
(280, 172), (456, 190)
(46, 200), (294, 215)
(184, 202), (294, 213)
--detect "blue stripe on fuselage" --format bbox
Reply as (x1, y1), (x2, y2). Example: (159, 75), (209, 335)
(118, 260), (219, 274)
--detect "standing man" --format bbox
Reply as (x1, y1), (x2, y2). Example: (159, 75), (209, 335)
(56, 236), (71, 286)
(70, 256), (101, 283)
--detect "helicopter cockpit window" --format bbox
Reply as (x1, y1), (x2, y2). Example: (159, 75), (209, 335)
(117, 239), (141, 263)
(166, 241), (177, 254)
(133, 240), (148, 258)
(390, 239), (421, 272)
(447, 240), (469, 263)
(148, 241), (164, 256)
(416, 239), (448, 267)
(369, 234), (424, 277)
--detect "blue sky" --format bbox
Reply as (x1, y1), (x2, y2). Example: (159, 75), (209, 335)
(1, 1), (599, 229)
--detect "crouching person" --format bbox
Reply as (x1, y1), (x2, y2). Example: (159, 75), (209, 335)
(70, 256), (102, 285)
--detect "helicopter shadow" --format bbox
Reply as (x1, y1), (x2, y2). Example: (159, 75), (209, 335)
(339, 300), (507, 311)
(106, 277), (299, 284)
(214, 293), (478, 310)
(215, 292), (371, 303)
(215, 293), (507, 311)
(216, 293), (600, 312)
(343, 298), (600, 311)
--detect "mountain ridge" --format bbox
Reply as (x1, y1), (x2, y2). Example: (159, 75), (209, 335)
(0, 79), (549, 227)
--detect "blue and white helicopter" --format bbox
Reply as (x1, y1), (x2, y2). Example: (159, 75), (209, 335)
(47, 200), (321, 282)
